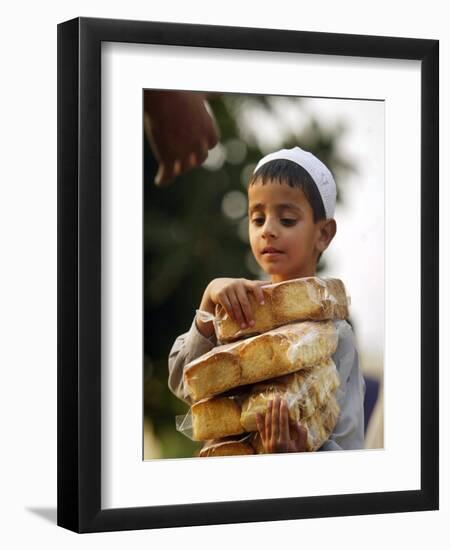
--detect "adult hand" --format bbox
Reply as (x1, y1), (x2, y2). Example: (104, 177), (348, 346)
(144, 90), (219, 186)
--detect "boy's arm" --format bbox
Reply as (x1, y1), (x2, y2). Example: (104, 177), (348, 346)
(168, 314), (217, 405)
(168, 277), (266, 404)
(319, 320), (366, 452)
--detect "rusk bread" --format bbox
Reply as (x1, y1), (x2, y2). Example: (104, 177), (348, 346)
(240, 358), (340, 432)
(216, 276), (349, 342)
(186, 359), (339, 441)
(191, 396), (244, 441)
(199, 437), (255, 457)
(184, 320), (338, 401)
(301, 394), (340, 450)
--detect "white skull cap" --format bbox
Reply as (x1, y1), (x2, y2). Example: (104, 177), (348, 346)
(253, 146), (337, 219)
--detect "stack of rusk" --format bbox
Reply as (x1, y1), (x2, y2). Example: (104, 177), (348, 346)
(176, 277), (349, 457)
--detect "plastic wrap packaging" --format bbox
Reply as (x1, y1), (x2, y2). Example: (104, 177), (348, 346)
(198, 434), (255, 457)
(176, 395), (245, 441)
(177, 358), (340, 442)
(250, 394), (341, 453)
(183, 319), (338, 402)
(197, 394), (340, 456)
(212, 276), (350, 343)
(240, 357), (340, 431)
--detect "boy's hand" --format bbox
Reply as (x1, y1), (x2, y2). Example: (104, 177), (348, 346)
(256, 396), (308, 453)
(207, 278), (267, 329)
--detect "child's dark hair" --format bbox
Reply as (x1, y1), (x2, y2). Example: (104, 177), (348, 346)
(248, 159), (326, 223)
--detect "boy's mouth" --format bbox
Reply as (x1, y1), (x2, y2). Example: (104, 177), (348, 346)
(262, 247), (284, 255)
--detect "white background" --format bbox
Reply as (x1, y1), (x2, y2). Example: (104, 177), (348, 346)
(0, 0), (448, 547)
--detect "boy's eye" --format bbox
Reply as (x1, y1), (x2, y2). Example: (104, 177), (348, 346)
(251, 217), (297, 227)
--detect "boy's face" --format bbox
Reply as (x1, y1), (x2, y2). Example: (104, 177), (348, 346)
(248, 180), (325, 283)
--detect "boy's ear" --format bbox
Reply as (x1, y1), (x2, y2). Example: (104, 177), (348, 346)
(316, 218), (337, 252)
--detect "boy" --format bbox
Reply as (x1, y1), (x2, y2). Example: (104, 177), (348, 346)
(168, 146), (366, 453)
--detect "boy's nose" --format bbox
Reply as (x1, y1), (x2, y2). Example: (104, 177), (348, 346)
(262, 222), (277, 239)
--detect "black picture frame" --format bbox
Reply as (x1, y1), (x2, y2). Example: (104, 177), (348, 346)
(57, 16), (439, 533)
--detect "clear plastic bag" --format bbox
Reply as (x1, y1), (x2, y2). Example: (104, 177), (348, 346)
(177, 358), (341, 443)
(240, 357), (341, 431)
(250, 394), (341, 453)
(184, 319), (338, 401)
(212, 276), (350, 343)
(176, 395), (245, 441)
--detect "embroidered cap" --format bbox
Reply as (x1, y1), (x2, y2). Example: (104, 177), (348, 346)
(253, 146), (337, 219)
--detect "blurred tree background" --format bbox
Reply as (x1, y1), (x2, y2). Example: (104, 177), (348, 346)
(143, 92), (354, 459)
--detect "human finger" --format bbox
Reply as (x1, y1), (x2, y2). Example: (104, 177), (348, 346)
(265, 400), (273, 442)
(177, 154), (193, 174)
(271, 396), (280, 443)
(188, 152), (198, 167)
(154, 164), (166, 186)
(235, 283), (255, 327)
(155, 162), (175, 186)
(256, 413), (265, 440)
(173, 159), (182, 177)
(279, 399), (290, 443)
(217, 292), (235, 325)
(183, 143), (208, 173)
(198, 139), (210, 163)
(227, 288), (247, 329)
(177, 153), (197, 177)
(250, 281), (266, 306)
(192, 147), (208, 169)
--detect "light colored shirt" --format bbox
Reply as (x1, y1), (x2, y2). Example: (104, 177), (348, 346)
(168, 315), (366, 451)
